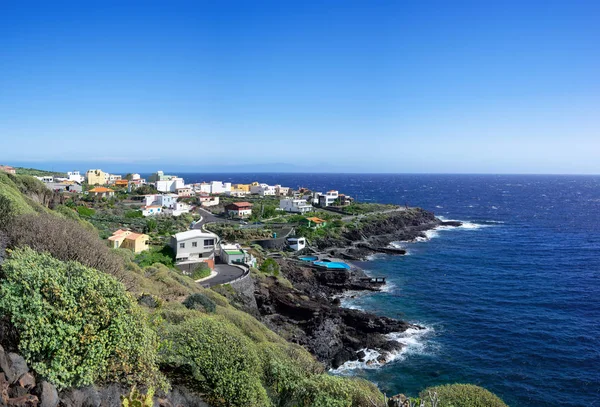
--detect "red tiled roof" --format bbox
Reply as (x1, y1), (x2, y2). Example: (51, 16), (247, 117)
(226, 202), (253, 208)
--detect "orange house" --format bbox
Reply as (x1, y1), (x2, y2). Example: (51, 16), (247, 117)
(88, 187), (115, 198)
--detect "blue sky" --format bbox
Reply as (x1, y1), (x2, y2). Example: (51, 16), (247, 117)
(1, 0), (599, 173)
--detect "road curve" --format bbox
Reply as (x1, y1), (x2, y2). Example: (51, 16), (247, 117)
(200, 264), (246, 288)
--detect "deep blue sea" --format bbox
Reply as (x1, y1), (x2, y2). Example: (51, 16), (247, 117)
(176, 173), (600, 407)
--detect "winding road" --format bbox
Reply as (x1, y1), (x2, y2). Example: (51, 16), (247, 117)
(199, 264), (246, 288)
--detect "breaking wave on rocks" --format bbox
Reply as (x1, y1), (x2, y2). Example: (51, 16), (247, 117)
(412, 217), (499, 242)
(331, 325), (434, 374)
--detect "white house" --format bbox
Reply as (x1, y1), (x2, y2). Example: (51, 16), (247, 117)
(287, 237), (306, 251)
(142, 205), (162, 216)
(165, 201), (191, 217)
(196, 183), (212, 194)
(170, 230), (218, 266)
(131, 173), (141, 180)
(225, 202), (253, 218)
(279, 198), (313, 214)
(210, 181), (231, 194)
(225, 189), (249, 197)
(107, 174), (122, 184)
(250, 183), (277, 196)
(156, 177), (185, 193)
(67, 171), (85, 183)
(318, 190), (339, 207)
(198, 195), (220, 207)
(35, 176), (54, 183)
(144, 194), (178, 208)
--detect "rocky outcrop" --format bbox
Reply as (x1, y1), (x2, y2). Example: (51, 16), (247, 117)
(254, 260), (422, 369)
(0, 345), (211, 407)
(313, 208), (458, 260)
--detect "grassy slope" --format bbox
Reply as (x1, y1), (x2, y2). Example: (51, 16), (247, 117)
(0, 169), (509, 407)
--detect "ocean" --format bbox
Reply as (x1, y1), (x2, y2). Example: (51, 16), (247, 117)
(174, 173), (600, 407)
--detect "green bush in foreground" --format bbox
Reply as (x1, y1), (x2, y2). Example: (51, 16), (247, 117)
(0, 247), (165, 390)
(160, 315), (269, 407)
(420, 384), (508, 407)
(157, 301), (386, 407)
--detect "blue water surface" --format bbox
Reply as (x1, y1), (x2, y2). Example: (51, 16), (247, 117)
(168, 173), (600, 407)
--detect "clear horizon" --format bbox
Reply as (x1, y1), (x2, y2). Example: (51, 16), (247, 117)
(2, 1), (600, 174)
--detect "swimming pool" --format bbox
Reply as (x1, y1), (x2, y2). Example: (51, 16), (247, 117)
(299, 256), (318, 261)
(313, 261), (351, 270)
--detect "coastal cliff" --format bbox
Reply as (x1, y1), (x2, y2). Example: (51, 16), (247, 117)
(245, 208), (458, 369)
(310, 208), (460, 260)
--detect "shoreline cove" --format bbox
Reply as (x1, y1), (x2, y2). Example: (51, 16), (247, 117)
(333, 216), (490, 373)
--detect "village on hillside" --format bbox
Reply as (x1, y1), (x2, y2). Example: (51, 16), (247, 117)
(0, 165), (398, 286)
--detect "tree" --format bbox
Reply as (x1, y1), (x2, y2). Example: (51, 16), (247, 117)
(145, 218), (158, 233)
(259, 258), (280, 276)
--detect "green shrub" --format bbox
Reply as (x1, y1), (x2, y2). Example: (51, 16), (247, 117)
(54, 205), (80, 221)
(125, 210), (143, 219)
(121, 385), (154, 407)
(135, 245), (174, 268)
(159, 315), (269, 407)
(420, 384), (508, 407)
(260, 258), (280, 275)
(183, 293), (216, 313)
(190, 262), (211, 280)
(0, 248), (165, 390)
(76, 205), (96, 217)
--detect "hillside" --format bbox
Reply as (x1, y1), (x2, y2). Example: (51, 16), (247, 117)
(0, 171), (508, 407)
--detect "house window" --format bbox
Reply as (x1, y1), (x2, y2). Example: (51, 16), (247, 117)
(192, 242), (197, 247)
(204, 239), (214, 247)
(179, 243), (185, 248)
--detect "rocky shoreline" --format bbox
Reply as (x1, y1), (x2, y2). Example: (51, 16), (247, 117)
(251, 208), (461, 370)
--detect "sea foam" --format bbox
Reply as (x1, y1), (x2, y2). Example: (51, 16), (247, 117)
(331, 325), (434, 374)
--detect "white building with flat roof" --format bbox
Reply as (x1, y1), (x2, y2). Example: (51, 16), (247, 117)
(287, 237), (306, 251)
(156, 177), (185, 193)
(67, 171), (85, 183)
(251, 183), (277, 196)
(170, 230), (219, 264)
(280, 198), (313, 214)
(318, 190), (339, 207)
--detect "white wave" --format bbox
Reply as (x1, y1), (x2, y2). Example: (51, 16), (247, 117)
(365, 253), (386, 261)
(387, 241), (405, 249)
(379, 281), (397, 293)
(436, 216), (495, 230)
(331, 325), (434, 373)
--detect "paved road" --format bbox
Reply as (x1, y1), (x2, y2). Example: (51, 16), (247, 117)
(200, 264), (246, 287)
(193, 207), (236, 230)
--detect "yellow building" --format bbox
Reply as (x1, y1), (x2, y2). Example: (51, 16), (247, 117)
(232, 183), (252, 192)
(86, 169), (107, 185)
(108, 229), (149, 253)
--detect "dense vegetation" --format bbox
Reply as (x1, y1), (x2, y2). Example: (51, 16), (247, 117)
(0, 248), (164, 390)
(0, 171), (509, 407)
(420, 384), (508, 407)
(14, 167), (66, 177)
